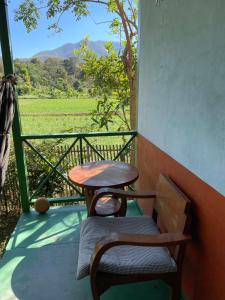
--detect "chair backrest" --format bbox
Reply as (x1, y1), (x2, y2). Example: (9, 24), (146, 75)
(154, 174), (191, 235)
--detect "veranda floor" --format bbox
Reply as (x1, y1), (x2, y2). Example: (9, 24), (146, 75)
(0, 202), (184, 300)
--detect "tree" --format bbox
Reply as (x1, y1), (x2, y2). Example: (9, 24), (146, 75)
(14, 61), (32, 94)
(15, 0), (138, 129)
(63, 57), (77, 76)
(76, 39), (131, 130)
(13, 57), (79, 97)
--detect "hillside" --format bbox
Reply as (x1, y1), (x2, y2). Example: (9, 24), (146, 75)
(33, 40), (122, 60)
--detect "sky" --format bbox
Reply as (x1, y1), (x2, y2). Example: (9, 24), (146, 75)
(6, 1), (118, 58)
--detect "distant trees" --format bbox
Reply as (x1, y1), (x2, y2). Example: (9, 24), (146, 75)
(14, 60), (32, 94)
(63, 57), (78, 76)
(13, 57), (82, 97)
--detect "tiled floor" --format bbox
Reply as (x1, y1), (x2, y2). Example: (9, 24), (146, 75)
(0, 202), (180, 300)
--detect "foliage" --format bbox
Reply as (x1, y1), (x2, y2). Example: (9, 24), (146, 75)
(24, 140), (67, 197)
(14, 0), (138, 129)
(13, 57), (82, 97)
(19, 97), (127, 138)
(5, 142), (66, 199)
(75, 38), (130, 130)
(14, 60), (32, 94)
(15, 1), (137, 35)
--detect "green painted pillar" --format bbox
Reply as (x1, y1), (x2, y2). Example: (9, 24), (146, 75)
(0, 0), (30, 212)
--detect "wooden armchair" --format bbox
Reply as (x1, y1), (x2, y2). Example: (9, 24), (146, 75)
(77, 174), (192, 300)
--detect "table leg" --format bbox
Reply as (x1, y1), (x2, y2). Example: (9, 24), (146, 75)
(118, 195), (127, 216)
(84, 186), (127, 217)
(84, 188), (94, 214)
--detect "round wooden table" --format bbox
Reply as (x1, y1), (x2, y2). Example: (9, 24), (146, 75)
(68, 160), (139, 216)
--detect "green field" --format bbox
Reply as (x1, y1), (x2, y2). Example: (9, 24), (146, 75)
(18, 97), (129, 144)
(19, 97), (98, 134)
(19, 97), (98, 115)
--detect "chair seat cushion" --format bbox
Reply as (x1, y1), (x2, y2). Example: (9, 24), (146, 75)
(77, 216), (177, 279)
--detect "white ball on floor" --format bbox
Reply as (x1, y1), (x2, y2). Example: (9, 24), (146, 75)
(34, 197), (50, 214)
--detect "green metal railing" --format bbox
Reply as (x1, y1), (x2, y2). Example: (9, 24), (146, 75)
(21, 131), (137, 211)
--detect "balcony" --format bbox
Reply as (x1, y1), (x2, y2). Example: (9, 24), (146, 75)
(1, 1), (225, 300)
(0, 202), (185, 300)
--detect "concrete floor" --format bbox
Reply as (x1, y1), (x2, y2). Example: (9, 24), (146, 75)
(0, 202), (182, 300)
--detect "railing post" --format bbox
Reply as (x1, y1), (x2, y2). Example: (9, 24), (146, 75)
(0, 0), (30, 212)
(79, 138), (84, 164)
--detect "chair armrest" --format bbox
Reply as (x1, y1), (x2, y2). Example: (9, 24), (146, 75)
(94, 187), (156, 199)
(90, 232), (191, 274)
(89, 187), (156, 216)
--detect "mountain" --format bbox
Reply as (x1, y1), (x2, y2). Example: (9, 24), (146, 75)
(33, 40), (122, 60)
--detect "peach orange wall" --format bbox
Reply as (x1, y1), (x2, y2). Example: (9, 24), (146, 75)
(137, 134), (225, 300)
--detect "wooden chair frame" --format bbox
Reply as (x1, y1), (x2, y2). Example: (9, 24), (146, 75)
(87, 175), (192, 300)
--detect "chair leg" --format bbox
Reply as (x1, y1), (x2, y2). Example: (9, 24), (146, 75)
(91, 274), (103, 300)
(171, 283), (181, 300)
(91, 283), (100, 300)
(92, 291), (100, 300)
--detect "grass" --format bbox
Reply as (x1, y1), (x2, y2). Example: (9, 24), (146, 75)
(19, 97), (103, 135)
(19, 97), (98, 114)
(18, 96), (130, 144)
(21, 115), (94, 134)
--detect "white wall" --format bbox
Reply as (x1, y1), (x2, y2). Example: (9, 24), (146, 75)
(138, 0), (225, 195)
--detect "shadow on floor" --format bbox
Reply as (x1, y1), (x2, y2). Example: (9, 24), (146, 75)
(0, 204), (184, 300)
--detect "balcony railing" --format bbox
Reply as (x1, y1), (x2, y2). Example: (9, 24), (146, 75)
(14, 130), (137, 211)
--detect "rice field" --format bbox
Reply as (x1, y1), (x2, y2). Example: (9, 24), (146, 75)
(18, 96), (130, 144)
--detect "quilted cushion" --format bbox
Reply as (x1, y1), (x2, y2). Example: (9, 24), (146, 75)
(77, 216), (177, 279)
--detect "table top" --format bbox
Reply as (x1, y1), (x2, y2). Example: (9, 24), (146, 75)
(68, 160), (139, 189)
